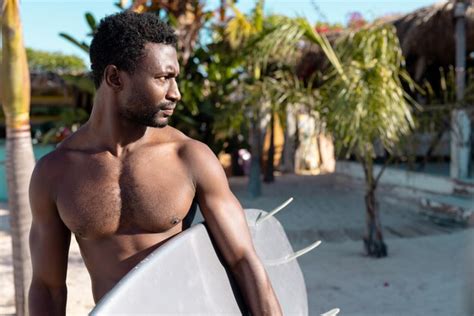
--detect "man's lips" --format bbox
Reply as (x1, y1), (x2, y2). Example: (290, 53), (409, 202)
(161, 109), (174, 116)
(160, 104), (175, 116)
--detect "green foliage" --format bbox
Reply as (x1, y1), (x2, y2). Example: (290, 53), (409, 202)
(222, 3), (325, 192)
(247, 16), (417, 166)
(233, 69), (321, 130)
(223, 4), (307, 117)
(225, 0), (273, 52)
(26, 48), (86, 74)
(420, 65), (474, 106)
(404, 66), (474, 169)
(414, 67), (457, 136)
(172, 36), (245, 153)
(247, 15), (306, 72)
(59, 11), (97, 53)
(59, 33), (90, 53)
(319, 25), (416, 158)
(85, 12), (98, 35)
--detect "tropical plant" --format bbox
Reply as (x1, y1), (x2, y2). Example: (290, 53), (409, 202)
(321, 25), (416, 257)
(1, 0), (36, 314)
(228, 69), (321, 184)
(240, 16), (417, 256)
(413, 67), (460, 171)
(174, 41), (245, 153)
(223, 0), (310, 195)
(225, 0), (268, 194)
(59, 11), (96, 54)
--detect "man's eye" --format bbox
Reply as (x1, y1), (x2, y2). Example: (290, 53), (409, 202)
(155, 76), (168, 82)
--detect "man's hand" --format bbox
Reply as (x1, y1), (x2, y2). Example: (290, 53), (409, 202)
(29, 154), (71, 316)
(183, 141), (282, 315)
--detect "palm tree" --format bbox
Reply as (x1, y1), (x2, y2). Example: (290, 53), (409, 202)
(224, 0), (266, 196)
(236, 17), (416, 256)
(224, 0), (308, 195)
(1, 0), (36, 314)
(321, 25), (416, 257)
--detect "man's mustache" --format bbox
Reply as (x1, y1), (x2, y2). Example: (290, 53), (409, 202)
(159, 102), (176, 110)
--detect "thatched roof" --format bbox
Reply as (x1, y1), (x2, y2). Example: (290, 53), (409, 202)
(391, 0), (474, 81)
(298, 1), (474, 86)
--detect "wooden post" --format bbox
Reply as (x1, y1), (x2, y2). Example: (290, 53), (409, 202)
(451, 0), (471, 179)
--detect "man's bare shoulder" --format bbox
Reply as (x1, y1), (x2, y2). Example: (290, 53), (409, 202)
(29, 148), (68, 206)
(31, 149), (71, 194)
(32, 128), (89, 185)
(176, 135), (217, 165)
(171, 133), (225, 186)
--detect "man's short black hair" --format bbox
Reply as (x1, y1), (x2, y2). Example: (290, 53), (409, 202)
(90, 11), (178, 88)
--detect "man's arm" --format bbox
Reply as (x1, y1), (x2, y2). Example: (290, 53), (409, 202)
(29, 156), (71, 316)
(184, 141), (282, 315)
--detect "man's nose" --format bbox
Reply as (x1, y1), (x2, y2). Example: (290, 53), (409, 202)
(166, 79), (181, 103)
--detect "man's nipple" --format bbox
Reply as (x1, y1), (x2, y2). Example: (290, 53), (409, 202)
(170, 216), (181, 225)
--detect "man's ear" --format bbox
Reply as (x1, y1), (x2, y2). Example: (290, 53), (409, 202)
(103, 65), (123, 91)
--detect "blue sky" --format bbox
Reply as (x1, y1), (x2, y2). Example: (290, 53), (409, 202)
(20, 0), (438, 64)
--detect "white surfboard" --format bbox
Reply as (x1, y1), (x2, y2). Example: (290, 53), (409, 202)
(91, 201), (320, 315)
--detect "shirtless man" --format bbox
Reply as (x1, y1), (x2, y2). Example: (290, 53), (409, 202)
(28, 11), (281, 316)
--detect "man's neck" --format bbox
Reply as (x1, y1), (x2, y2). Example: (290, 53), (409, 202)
(86, 92), (150, 157)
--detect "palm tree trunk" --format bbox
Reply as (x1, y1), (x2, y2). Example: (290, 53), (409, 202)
(2, 1), (35, 314)
(282, 110), (296, 173)
(6, 129), (35, 316)
(361, 156), (387, 258)
(263, 111), (275, 182)
(248, 114), (262, 197)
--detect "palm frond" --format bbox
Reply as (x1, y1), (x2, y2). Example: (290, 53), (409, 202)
(225, 1), (256, 49)
(252, 0), (264, 32)
(85, 12), (97, 33)
(321, 24), (417, 156)
(247, 16), (305, 71)
(59, 32), (90, 53)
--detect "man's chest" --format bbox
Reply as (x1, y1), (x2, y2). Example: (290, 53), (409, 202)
(55, 152), (196, 238)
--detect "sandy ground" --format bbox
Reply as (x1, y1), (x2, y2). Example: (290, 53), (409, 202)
(302, 229), (473, 315)
(1, 174), (473, 315)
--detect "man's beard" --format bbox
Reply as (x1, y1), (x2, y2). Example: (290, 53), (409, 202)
(120, 102), (174, 128)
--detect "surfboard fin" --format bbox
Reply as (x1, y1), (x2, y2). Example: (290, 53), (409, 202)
(286, 240), (321, 262)
(321, 308), (340, 316)
(266, 240), (321, 266)
(256, 197), (294, 225)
